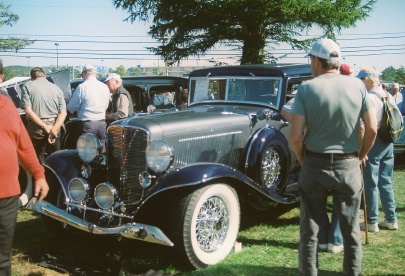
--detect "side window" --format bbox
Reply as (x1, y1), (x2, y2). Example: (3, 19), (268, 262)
(150, 85), (178, 109)
(285, 77), (312, 105)
(125, 86), (143, 112)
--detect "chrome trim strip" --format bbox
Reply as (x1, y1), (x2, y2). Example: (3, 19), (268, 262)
(27, 198), (173, 247)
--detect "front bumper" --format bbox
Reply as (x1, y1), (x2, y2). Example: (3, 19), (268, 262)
(26, 198), (173, 247)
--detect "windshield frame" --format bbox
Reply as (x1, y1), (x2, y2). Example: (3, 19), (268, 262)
(188, 76), (283, 109)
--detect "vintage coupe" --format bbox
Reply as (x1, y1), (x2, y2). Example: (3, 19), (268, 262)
(28, 64), (312, 268)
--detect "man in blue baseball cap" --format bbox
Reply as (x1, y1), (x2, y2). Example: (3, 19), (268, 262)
(356, 68), (399, 234)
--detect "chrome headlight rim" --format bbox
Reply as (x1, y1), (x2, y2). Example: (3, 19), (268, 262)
(94, 183), (117, 210)
(68, 178), (89, 203)
(77, 133), (102, 163)
(146, 139), (174, 173)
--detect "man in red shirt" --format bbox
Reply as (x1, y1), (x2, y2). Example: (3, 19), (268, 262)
(0, 60), (49, 275)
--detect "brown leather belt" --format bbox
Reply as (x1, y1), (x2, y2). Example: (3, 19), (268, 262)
(305, 150), (358, 160)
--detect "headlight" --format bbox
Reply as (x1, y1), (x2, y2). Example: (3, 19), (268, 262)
(77, 133), (102, 163)
(146, 140), (174, 173)
(68, 178), (89, 203)
(94, 183), (117, 209)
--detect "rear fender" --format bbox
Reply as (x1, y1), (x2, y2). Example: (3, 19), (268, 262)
(241, 127), (291, 194)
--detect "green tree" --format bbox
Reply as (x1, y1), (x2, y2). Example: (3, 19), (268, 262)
(114, 65), (127, 76)
(127, 66), (142, 76)
(382, 66), (398, 83)
(382, 66), (405, 85)
(113, 0), (376, 65)
(152, 67), (163, 76)
(3, 65), (30, 80)
(0, 2), (33, 52)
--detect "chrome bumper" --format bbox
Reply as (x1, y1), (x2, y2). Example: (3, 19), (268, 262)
(26, 198), (173, 247)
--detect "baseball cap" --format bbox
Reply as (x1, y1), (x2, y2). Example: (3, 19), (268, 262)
(356, 70), (379, 79)
(104, 73), (121, 82)
(339, 64), (353, 75)
(82, 64), (97, 73)
(308, 38), (340, 61)
(391, 83), (399, 89)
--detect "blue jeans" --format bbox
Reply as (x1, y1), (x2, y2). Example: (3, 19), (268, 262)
(318, 203), (343, 246)
(298, 155), (362, 276)
(363, 136), (397, 224)
(0, 195), (18, 276)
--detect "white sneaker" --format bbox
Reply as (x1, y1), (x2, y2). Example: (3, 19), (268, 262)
(360, 222), (380, 232)
(318, 243), (327, 251)
(379, 220), (399, 230)
(328, 243), (344, 253)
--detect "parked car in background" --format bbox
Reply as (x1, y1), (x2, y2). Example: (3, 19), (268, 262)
(28, 64), (312, 269)
(62, 76), (188, 149)
(0, 69), (71, 207)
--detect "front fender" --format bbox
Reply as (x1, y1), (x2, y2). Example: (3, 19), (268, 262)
(44, 149), (83, 192)
(145, 163), (290, 204)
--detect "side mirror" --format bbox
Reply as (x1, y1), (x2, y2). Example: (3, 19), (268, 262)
(256, 109), (273, 121)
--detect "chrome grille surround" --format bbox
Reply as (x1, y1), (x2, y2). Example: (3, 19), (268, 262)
(107, 125), (148, 205)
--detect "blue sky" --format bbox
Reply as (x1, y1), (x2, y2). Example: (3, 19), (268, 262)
(0, 0), (404, 73)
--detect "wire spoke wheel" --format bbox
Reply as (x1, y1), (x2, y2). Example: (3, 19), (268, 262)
(173, 183), (240, 268)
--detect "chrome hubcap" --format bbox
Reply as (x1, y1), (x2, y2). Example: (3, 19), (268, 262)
(195, 196), (229, 252)
(262, 148), (281, 189)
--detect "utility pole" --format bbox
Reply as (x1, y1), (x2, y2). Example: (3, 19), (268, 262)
(55, 43), (59, 70)
(26, 56), (30, 67)
(101, 60), (105, 76)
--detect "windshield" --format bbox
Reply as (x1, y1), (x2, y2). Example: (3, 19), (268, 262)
(189, 77), (282, 108)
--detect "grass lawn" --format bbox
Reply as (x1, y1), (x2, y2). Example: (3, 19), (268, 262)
(12, 155), (405, 275)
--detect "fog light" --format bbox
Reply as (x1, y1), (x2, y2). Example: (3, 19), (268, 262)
(139, 171), (152, 188)
(81, 163), (92, 178)
(94, 183), (117, 209)
(68, 178), (89, 203)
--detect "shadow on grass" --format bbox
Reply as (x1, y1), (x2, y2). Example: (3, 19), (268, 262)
(240, 201), (300, 230)
(14, 214), (176, 275)
(394, 152), (405, 169)
(178, 264), (341, 276)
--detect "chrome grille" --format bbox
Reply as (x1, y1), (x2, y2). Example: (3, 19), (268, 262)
(107, 126), (148, 205)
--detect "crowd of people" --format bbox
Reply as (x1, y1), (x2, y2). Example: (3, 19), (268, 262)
(0, 36), (403, 274)
(0, 62), (137, 274)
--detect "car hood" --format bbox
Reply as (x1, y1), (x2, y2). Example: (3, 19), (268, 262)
(123, 104), (257, 139)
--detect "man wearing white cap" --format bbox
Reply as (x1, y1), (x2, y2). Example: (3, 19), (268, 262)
(290, 38), (377, 275)
(389, 83), (404, 115)
(67, 64), (110, 151)
(104, 73), (133, 124)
